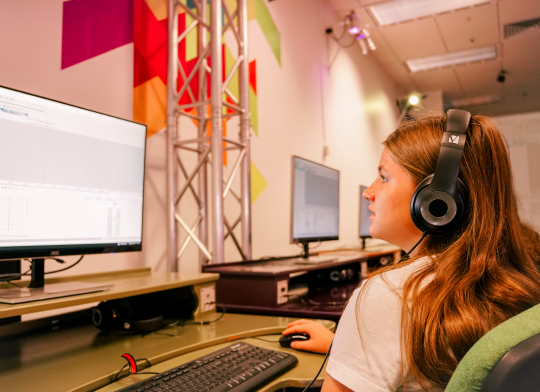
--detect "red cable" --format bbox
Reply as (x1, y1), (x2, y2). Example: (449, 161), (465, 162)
(121, 353), (138, 374)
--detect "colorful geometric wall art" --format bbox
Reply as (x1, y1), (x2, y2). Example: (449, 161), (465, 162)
(250, 160), (267, 203)
(61, 0), (275, 201)
(249, 0), (281, 65)
(61, 0), (134, 69)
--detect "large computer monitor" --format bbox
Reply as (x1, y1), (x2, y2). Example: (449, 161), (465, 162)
(359, 185), (372, 248)
(0, 85), (147, 303)
(291, 156), (339, 258)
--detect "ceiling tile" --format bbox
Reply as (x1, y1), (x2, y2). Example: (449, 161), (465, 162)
(499, 0), (540, 25)
(325, 0), (362, 11)
(501, 29), (540, 73)
(454, 60), (504, 96)
(436, 3), (499, 52)
(412, 68), (463, 96)
(379, 18), (447, 60)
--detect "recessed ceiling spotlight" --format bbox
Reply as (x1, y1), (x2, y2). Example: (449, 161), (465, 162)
(369, 0), (490, 26)
(406, 46), (498, 73)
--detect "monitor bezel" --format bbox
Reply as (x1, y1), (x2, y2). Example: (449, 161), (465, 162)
(359, 185), (373, 239)
(290, 155), (340, 244)
(0, 84), (147, 261)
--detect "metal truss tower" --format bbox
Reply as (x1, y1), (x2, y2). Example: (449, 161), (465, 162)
(166, 0), (252, 271)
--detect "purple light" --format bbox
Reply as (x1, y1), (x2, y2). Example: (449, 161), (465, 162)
(348, 26), (360, 34)
(356, 33), (367, 40)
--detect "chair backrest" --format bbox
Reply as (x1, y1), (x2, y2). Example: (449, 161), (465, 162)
(445, 302), (540, 391)
(481, 332), (540, 391)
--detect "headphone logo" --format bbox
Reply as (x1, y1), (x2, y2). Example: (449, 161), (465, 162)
(449, 135), (460, 144)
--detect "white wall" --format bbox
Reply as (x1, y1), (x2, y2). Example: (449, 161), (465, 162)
(494, 111), (540, 232)
(0, 0), (400, 279)
(246, 0), (400, 259)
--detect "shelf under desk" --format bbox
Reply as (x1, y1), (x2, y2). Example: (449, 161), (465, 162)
(0, 312), (335, 392)
(0, 268), (219, 319)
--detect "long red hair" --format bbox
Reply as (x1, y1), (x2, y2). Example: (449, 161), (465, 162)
(359, 115), (540, 387)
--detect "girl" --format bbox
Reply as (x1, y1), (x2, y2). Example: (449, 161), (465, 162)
(286, 113), (540, 391)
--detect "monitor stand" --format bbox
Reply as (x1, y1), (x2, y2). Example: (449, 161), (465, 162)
(293, 243), (337, 265)
(0, 258), (113, 304)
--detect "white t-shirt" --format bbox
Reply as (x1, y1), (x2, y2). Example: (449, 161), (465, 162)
(326, 257), (443, 392)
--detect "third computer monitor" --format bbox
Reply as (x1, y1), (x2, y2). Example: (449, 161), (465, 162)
(359, 185), (372, 240)
(291, 156), (339, 244)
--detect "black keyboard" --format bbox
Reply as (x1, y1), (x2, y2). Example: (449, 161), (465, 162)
(116, 342), (298, 392)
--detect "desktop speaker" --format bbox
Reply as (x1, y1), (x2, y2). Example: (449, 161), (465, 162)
(91, 298), (164, 333)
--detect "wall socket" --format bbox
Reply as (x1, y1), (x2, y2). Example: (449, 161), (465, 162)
(277, 280), (288, 305)
(200, 285), (216, 312)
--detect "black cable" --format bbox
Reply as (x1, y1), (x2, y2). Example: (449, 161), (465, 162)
(302, 297), (346, 307)
(115, 372), (160, 382)
(45, 255), (84, 274)
(396, 232), (428, 264)
(329, 35), (357, 48)
(251, 336), (281, 343)
(0, 269), (30, 282)
(0, 256), (84, 283)
(259, 253), (303, 261)
(114, 359), (156, 381)
(184, 304), (226, 325)
(301, 340), (333, 392)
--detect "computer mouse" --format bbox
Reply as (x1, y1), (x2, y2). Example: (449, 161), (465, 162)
(279, 332), (310, 348)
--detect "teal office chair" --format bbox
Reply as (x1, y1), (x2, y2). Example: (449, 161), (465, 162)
(445, 302), (540, 391)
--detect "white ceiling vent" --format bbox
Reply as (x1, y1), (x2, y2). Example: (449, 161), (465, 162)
(504, 18), (540, 39)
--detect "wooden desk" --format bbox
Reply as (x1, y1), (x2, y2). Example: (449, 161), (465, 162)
(0, 313), (335, 392)
(97, 334), (332, 392)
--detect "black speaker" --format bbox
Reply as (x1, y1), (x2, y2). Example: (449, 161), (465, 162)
(91, 299), (163, 333)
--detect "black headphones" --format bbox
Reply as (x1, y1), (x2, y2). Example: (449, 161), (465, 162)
(91, 299), (164, 333)
(410, 109), (471, 235)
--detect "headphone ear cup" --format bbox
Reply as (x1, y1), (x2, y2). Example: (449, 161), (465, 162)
(91, 302), (115, 332)
(411, 175), (468, 234)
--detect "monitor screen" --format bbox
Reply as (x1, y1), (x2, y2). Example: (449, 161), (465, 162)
(359, 185), (372, 238)
(0, 86), (146, 259)
(291, 156), (339, 243)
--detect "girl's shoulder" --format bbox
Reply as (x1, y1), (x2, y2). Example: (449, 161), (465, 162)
(368, 255), (433, 294)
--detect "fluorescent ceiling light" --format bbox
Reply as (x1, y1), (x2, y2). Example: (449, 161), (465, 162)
(370, 0), (489, 26)
(451, 94), (501, 107)
(406, 46), (498, 73)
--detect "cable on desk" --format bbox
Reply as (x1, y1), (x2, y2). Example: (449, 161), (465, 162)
(251, 336), (281, 343)
(182, 303), (226, 325)
(114, 356), (158, 381)
(301, 297), (346, 308)
(0, 270), (30, 282)
(0, 256), (85, 283)
(147, 304), (227, 337)
(301, 340), (333, 392)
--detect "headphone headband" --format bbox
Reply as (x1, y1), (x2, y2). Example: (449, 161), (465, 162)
(429, 110), (471, 193)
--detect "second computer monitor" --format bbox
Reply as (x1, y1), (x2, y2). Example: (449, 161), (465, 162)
(291, 156), (339, 244)
(359, 185), (372, 246)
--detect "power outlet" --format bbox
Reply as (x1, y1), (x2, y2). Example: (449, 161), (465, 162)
(277, 280), (288, 305)
(200, 285), (216, 312)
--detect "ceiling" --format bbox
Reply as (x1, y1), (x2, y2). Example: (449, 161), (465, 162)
(324, 0), (540, 116)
